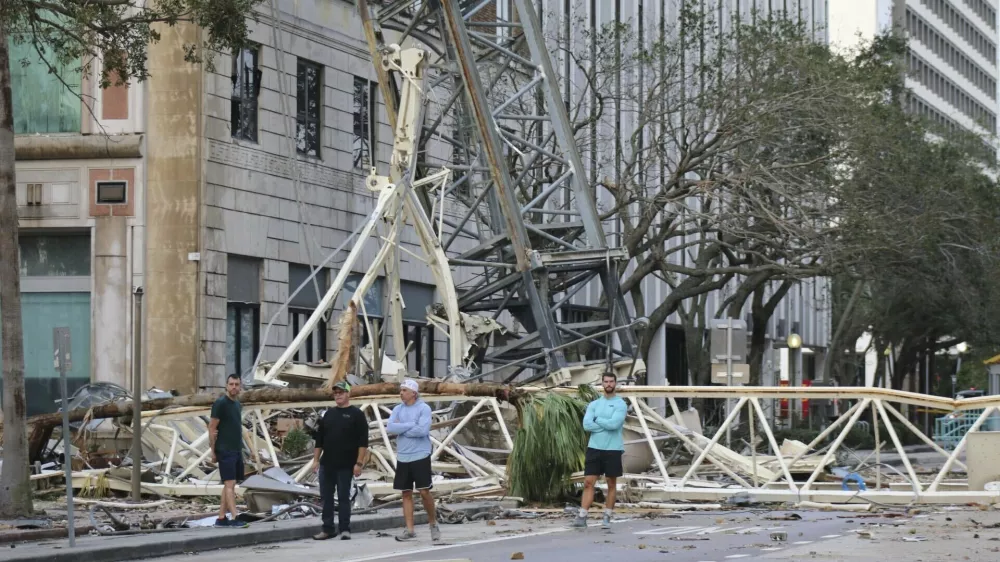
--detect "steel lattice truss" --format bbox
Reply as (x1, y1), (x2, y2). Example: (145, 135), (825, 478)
(357, 0), (640, 383)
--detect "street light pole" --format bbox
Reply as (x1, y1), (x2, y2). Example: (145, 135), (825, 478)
(787, 333), (802, 428)
(952, 342), (968, 399)
(725, 321), (733, 449)
(132, 287), (144, 501)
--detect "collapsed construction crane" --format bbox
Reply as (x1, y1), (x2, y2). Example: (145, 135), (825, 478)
(19, 2), (1000, 509)
(259, 0), (645, 388)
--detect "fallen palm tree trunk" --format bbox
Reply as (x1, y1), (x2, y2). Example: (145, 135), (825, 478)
(22, 380), (521, 462)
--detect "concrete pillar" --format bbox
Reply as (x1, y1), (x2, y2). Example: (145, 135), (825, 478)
(144, 21), (202, 394)
(647, 324), (667, 414)
(93, 216), (129, 386)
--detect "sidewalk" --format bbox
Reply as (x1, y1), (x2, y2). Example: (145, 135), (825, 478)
(1, 504), (493, 562)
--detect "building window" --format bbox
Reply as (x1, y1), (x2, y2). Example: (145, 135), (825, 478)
(227, 303), (260, 379)
(296, 59), (322, 157)
(339, 274), (437, 377)
(19, 235), (91, 277)
(231, 47), (261, 143)
(5, 235), (92, 416)
(8, 37), (81, 134)
(288, 264), (327, 363)
(353, 77), (378, 171)
(226, 256), (261, 378)
(290, 309), (327, 363)
(403, 324), (435, 377)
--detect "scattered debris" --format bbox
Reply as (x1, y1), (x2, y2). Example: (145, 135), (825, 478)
(765, 513), (802, 521)
(794, 501), (872, 513)
(511, 552), (525, 560)
(670, 536), (709, 541)
(770, 531), (787, 541)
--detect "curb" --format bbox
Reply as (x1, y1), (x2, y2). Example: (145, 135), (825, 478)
(4, 510), (443, 562)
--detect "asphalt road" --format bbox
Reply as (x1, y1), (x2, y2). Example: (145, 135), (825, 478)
(146, 509), (880, 562)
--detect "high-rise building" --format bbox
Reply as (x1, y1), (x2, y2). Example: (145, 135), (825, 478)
(830, 0), (998, 137)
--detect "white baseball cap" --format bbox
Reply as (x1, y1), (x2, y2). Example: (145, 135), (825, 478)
(401, 379), (419, 393)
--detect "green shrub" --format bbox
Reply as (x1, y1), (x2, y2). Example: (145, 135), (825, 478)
(282, 427), (311, 458)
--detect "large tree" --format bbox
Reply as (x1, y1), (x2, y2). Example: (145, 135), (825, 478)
(827, 120), (1000, 390)
(549, 6), (908, 378)
(541, 3), (1000, 391)
(0, 0), (260, 517)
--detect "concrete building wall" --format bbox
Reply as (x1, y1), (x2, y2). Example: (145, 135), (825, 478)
(12, 41), (147, 410)
(145, 22), (204, 395)
(196, 1), (472, 389)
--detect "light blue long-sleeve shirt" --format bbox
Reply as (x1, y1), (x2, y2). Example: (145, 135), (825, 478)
(387, 399), (433, 462)
(582, 395), (627, 451)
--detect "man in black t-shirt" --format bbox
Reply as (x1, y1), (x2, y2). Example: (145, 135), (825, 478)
(312, 380), (369, 540)
(210, 374), (246, 528)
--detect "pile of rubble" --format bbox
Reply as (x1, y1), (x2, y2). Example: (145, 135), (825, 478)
(23, 378), (877, 518)
(26, 379), (515, 515)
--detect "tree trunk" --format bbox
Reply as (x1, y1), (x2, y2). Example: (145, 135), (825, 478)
(747, 281), (793, 385)
(22, 380), (522, 438)
(822, 280), (863, 382)
(0, 34), (33, 517)
(747, 310), (768, 386)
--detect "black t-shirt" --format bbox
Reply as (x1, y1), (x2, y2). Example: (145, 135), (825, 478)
(316, 405), (369, 469)
(211, 395), (243, 453)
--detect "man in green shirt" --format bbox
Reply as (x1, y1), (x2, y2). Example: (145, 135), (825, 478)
(210, 374), (245, 528)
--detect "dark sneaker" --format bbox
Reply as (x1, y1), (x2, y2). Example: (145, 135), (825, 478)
(395, 529), (417, 541)
(229, 519), (249, 528)
(214, 518), (229, 528)
(313, 530), (336, 540)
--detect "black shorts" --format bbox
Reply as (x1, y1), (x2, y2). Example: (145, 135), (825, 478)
(393, 456), (433, 491)
(584, 447), (623, 478)
(218, 450), (244, 483)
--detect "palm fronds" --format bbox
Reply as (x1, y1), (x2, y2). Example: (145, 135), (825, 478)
(507, 386), (594, 502)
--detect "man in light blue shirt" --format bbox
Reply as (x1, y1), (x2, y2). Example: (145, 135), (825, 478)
(387, 379), (441, 542)
(573, 372), (627, 530)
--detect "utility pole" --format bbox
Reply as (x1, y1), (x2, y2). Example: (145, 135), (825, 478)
(54, 327), (75, 547)
(132, 287), (144, 501)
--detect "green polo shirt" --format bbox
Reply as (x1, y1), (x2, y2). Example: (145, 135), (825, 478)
(211, 395), (243, 453)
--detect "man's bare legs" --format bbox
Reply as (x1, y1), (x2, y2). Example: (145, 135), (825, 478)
(419, 489), (437, 525)
(602, 476), (617, 528)
(573, 475), (599, 527)
(401, 490), (415, 532)
(219, 480), (238, 521)
(398, 489), (439, 540)
(605, 476), (617, 509)
(581, 475), (599, 512)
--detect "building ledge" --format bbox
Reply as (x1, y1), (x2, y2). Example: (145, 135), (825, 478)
(15, 134), (143, 161)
